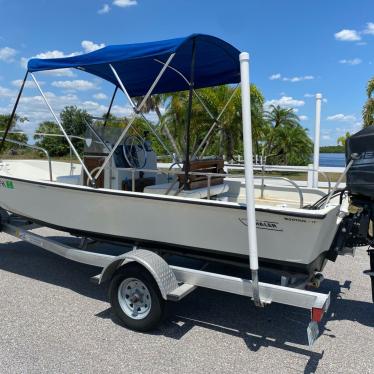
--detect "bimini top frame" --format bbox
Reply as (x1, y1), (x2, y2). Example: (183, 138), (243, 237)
(1, 34), (261, 304)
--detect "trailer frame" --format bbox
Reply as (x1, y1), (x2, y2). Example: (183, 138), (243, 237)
(1, 216), (330, 346)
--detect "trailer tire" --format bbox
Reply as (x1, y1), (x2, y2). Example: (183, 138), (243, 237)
(109, 263), (165, 331)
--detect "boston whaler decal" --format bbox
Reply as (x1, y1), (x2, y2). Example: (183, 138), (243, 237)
(239, 218), (283, 232)
(0, 179), (14, 189)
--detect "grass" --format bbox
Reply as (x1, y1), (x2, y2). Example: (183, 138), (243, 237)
(253, 171), (344, 183)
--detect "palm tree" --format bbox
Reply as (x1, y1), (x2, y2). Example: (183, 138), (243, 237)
(363, 77), (374, 127)
(274, 124), (313, 165)
(133, 95), (182, 159)
(264, 105), (300, 159)
(337, 132), (351, 146)
(160, 84), (266, 162)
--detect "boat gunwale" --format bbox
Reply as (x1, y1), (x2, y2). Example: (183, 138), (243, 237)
(0, 173), (336, 220)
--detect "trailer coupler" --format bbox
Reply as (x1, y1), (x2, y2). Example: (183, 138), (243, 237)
(363, 248), (374, 302)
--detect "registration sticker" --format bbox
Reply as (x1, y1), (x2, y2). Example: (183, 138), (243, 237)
(0, 179), (14, 189)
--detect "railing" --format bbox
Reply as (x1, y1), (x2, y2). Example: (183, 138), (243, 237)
(2, 138), (53, 181)
(116, 167), (306, 208)
(225, 163), (332, 194)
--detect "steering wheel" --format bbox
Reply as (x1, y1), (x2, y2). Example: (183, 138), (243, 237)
(168, 162), (182, 171)
(123, 135), (147, 169)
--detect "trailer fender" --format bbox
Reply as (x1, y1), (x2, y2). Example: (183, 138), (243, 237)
(98, 249), (178, 300)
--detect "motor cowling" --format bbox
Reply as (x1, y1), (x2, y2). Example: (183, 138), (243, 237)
(346, 126), (374, 198)
(344, 128), (374, 301)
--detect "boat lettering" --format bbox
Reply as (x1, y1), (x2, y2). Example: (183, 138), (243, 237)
(284, 217), (316, 224)
(239, 218), (283, 232)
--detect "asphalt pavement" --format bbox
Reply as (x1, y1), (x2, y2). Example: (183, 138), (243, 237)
(0, 227), (372, 374)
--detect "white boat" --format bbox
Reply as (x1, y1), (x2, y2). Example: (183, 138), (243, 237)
(0, 34), (367, 284)
(0, 158), (340, 275)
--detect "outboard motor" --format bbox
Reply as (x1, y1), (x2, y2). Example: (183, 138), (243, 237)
(345, 126), (374, 301)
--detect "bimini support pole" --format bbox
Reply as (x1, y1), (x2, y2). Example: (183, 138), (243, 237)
(184, 40), (196, 188)
(93, 54), (175, 180)
(313, 93), (322, 188)
(0, 71), (29, 153)
(30, 73), (95, 184)
(239, 52), (262, 307)
(154, 58), (239, 161)
(192, 84), (239, 159)
(103, 86), (118, 127)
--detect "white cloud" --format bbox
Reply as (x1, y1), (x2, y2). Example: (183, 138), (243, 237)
(0, 47), (17, 62)
(21, 49), (80, 76)
(269, 73), (281, 80)
(299, 115), (308, 121)
(283, 75), (314, 82)
(98, 4), (110, 14)
(0, 85), (15, 98)
(52, 80), (98, 91)
(93, 93), (108, 100)
(42, 69), (76, 77)
(111, 104), (133, 117)
(363, 22), (374, 35)
(322, 135), (331, 140)
(265, 96), (305, 108)
(269, 73), (314, 82)
(339, 58), (362, 65)
(81, 40), (105, 53)
(33, 50), (79, 60)
(11, 79), (43, 89)
(304, 93), (328, 103)
(326, 114), (356, 122)
(334, 29), (361, 41)
(113, 0), (137, 7)
(357, 41), (367, 46)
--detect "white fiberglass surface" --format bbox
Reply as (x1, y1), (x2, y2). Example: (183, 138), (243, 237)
(0, 159), (81, 181)
(0, 159), (338, 216)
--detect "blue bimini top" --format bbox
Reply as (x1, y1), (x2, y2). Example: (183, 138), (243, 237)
(27, 34), (241, 97)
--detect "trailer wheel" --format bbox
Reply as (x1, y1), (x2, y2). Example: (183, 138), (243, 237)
(109, 264), (165, 331)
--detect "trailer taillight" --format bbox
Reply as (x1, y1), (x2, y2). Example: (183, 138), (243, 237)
(311, 307), (324, 322)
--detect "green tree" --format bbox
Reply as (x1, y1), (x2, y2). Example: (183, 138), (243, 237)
(0, 114), (28, 153)
(33, 106), (92, 157)
(134, 95), (182, 159)
(363, 77), (374, 127)
(34, 121), (69, 157)
(273, 124), (313, 165)
(263, 105), (312, 165)
(60, 106), (92, 153)
(337, 132), (351, 147)
(160, 84), (265, 162)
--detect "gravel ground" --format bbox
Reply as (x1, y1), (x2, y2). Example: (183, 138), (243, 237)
(0, 227), (373, 374)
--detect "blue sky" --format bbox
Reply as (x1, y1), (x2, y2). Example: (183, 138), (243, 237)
(0, 0), (373, 145)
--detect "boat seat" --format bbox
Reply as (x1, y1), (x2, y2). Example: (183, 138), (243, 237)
(144, 182), (229, 199)
(178, 159), (225, 190)
(56, 175), (81, 185)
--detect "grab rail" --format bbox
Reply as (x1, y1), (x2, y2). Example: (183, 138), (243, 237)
(226, 163), (332, 194)
(116, 167), (305, 207)
(255, 176), (304, 208)
(2, 139), (53, 181)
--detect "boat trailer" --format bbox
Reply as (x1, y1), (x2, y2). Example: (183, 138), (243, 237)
(0, 215), (330, 346)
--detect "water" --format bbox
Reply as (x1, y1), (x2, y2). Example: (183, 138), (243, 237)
(319, 153), (345, 167)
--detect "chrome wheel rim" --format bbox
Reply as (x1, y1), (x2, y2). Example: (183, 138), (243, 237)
(118, 278), (151, 320)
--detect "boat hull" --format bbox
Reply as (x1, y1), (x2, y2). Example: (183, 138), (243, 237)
(0, 175), (341, 274)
